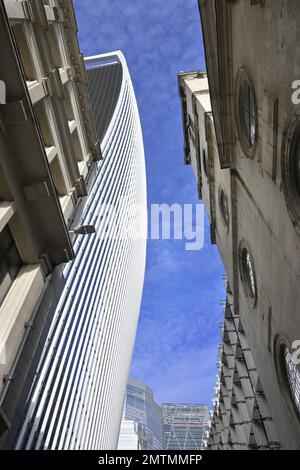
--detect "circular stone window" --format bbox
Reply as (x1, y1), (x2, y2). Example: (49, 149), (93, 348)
(218, 186), (229, 232)
(281, 114), (300, 234)
(235, 69), (258, 158)
(274, 337), (300, 419)
(238, 241), (257, 307)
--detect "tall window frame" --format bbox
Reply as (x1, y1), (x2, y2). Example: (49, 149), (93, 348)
(235, 68), (258, 159)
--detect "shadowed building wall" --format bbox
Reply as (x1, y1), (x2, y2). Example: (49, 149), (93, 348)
(178, 0), (300, 450)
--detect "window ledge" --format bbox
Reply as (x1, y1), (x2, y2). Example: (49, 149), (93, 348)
(78, 160), (89, 179)
(59, 194), (75, 225)
(0, 264), (44, 386)
(68, 120), (77, 134)
(45, 145), (57, 164)
(0, 201), (16, 233)
(27, 80), (46, 105)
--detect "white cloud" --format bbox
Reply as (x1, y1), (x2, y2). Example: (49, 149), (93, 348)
(131, 344), (219, 405)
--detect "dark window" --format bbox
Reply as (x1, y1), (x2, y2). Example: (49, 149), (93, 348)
(202, 149), (208, 178)
(188, 114), (194, 132)
(240, 80), (256, 147)
(219, 187), (229, 231)
(0, 226), (22, 305)
(239, 243), (257, 307)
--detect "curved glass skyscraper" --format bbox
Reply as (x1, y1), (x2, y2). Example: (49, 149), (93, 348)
(120, 378), (163, 450)
(14, 52), (147, 450)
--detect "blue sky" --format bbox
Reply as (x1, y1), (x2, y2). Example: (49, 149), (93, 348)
(74, 0), (225, 407)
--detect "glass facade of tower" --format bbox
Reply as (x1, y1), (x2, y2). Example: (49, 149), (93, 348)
(162, 404), (210, 450)
(117, 420), (142, 450)
(123, 378), (163, 450)
(12, 52), (147, 450)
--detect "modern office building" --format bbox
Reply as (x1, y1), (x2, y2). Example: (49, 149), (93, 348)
(178, 0), (300, 449)
(162, 403), (210, 450)
(0, 0), (147, 450)
(121, 378), (163, 450)
(0, 0), (99, 446)
(117, 420), (145, 450)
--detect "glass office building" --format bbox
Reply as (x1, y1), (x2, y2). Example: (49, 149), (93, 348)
(12, 51), (147, 450)
(162, 404), (210, 450)
(122, 378), (163, 450)
(117, 420), (144, 450)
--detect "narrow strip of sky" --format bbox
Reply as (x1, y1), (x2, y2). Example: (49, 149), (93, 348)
(74, 0), (225, 405)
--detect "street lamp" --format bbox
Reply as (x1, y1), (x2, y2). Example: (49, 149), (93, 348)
(68, 224), (96, 235)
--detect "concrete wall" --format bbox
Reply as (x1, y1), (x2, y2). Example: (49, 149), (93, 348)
(228, 0), (300, 449)
(179, 72), (281, 449)
(180, 0), (300, 449)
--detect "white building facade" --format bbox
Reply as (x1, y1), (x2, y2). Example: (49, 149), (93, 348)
(13, 52), (147, 450)
(117, 420), (142, 450)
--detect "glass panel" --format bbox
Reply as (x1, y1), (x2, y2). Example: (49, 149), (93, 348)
(0, 225), (22, 306)
(7, 244), (22, 278)
(242, 248), (256, 300)
(284, 346), (300, 413)
(247, 252), (255, 299)
(0, 227), (12, 252)
(220, 190), (229, 228)
(240, 80), (256, 147)
(0, 266), (13, 305)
